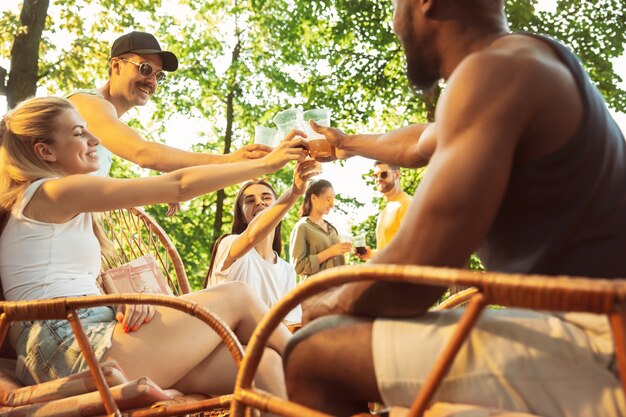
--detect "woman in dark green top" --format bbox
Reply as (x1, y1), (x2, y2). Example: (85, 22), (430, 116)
(289, 179), (352, 279)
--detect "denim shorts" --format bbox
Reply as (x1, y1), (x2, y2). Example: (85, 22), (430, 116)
(9, 306), (117, 386)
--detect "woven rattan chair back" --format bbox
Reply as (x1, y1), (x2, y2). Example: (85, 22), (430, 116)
(100, 207), (190, 296)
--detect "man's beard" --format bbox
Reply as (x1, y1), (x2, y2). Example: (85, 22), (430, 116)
(402, 31), (441, 93)
(378, 180), (395, 194)
(407, 58), (440, 93)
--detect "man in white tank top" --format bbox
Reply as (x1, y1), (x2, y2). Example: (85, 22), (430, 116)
(66, 32), (271, 187)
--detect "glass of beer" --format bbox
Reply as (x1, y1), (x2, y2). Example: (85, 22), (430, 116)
(273, 108), (303, 135)
(353, 233), (367, 255)
(302, 108), (333, 160)
(254, 126), (281, 147)
(339, 231), (352, 245)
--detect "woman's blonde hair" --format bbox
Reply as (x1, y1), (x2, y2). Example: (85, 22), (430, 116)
(0, 96), (113, 255)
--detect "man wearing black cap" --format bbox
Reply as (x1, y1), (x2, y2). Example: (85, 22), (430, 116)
(67, 31), (270, 180)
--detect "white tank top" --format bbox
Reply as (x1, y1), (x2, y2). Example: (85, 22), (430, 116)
(0, 178), (102, 300)
(92, 144), (113, 177)
(208, 235), (302, 323)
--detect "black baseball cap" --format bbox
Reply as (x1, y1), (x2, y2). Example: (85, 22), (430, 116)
(110, 31), (178, 72)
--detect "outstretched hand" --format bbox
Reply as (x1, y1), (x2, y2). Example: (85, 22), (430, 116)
(264, 129), (309, 171)
(231, 143), (273, 161)
(355, 246), (374, 261)
(116, 304), (156, 333)
(330, 241), (353, 257)
(309, 120), (351, 162)
(293, 159), (321, 195)
(166, 202), (181, 217)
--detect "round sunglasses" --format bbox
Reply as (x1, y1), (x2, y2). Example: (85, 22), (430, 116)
(119, 58), (166, 83)
(371, 170), (391, 180)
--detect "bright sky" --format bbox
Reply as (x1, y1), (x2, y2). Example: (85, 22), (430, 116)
(1, 0), (625, 230)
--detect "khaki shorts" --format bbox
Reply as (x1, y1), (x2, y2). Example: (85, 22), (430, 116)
(372, 309), (625, 417)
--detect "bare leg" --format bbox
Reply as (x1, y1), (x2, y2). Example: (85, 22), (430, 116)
(173, 343), (286, 398)
(283, 315), (382, 416)
(102, 282), (290, 397)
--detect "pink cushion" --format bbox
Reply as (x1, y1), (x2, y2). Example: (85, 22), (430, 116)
(0, 358), (21, 403)
(2, 376), (170, 417)
(99, 254), (173, 296)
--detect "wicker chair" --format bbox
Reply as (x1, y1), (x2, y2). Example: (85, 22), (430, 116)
(100, 207), (190, 295)
(230, 264), (626, 417)
(0, 295), (241, 416)
(433, 287), (479, 312)
(0, 208), (240, 416)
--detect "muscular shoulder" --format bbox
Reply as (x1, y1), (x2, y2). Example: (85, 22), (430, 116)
(469, 35), (581, 157)
(458, 35), (578, 110)
(437, 35), (580, 153)
(450, 37), (562, 104)
(435, 50), (530, 151)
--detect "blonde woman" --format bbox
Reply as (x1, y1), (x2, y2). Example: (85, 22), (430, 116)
(0, 96), (307, 398)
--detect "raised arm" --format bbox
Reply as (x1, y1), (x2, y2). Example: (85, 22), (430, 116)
(33, 133), (308, 222)
(223, 159), (320, 268)
(67, 93), (269, 172)
(312, 121), (436, 168)
(303, 50), (547, 322)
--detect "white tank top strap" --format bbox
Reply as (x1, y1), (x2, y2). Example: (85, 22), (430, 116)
(12, 178), (57, 218)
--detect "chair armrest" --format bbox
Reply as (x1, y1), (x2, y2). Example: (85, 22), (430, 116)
(0, 294), (244, 416)
(232, 264), (626, 417)
(0, 294), (243, 364)
(433, 287), (479, 311)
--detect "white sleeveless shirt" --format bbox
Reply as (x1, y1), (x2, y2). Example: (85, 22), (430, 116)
(208, 235), (302, 323)
(0, 178), (102, 300)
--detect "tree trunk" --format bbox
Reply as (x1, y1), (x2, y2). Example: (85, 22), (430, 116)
(0, 67), (7, 96)
(6, 0), (50, 109)
(211, 33), (241, 241)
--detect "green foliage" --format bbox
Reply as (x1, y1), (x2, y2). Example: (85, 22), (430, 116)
(468, 253), (485, 271)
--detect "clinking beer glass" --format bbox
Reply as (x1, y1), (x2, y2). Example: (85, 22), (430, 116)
(271, 107), (333, 161)
(302, 108), (333, 160)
